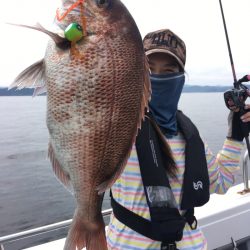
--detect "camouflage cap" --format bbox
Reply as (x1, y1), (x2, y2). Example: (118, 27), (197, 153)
(143, 29), (186, 70)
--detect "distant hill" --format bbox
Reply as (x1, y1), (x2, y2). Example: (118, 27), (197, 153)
(0, 85), (231, 96)
(183, 85), (232, 93)
(0, 85), (243, 96)
(0, 88), (42, 96)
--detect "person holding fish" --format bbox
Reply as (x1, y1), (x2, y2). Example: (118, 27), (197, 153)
(107, 29), (249, 250)
(9, 0), (250, 247)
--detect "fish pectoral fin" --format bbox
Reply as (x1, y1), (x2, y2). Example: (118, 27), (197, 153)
(97, 155), (131, 195)
(48, 143), (72, 191)
(9, 59), (47, 96)
(97, 168), (124, 195)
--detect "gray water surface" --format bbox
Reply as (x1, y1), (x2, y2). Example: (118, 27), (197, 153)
(0, 93), (245, 237)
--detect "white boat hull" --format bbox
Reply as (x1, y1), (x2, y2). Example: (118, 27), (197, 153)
(24, 183), (250, 250)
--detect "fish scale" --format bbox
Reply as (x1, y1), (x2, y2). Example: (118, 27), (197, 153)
(10, 0), (151, 249)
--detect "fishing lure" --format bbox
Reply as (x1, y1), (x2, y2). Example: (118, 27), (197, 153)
(64, 22), (84, 42)
(56, 0), (86, 43)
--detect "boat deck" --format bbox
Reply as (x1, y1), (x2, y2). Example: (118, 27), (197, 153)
(23, 182), (250, 250)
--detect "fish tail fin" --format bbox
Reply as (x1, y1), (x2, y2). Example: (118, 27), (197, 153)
(86, 223), (107, 250)
(64, 211), (107, 250)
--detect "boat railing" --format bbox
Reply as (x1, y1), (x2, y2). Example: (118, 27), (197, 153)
(1, 151), (250, 249)
(243, 150), (250, 191)
(0, 209), (112, 250)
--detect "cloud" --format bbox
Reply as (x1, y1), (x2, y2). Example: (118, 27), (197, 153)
(0, 0), (249, 87)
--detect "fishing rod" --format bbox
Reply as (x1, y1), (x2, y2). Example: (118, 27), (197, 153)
(219, 0), (237, 86)
(219, 0), (250, 165)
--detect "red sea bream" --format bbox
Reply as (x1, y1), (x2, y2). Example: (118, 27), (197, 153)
(10, 0), (150, 249)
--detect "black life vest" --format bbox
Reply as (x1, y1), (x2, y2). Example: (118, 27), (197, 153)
(110, 111), (210, 249)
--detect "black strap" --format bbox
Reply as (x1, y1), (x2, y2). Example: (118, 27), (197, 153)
(136, 114), (172, 188)
(110, 192), (162, 241)
(110, 112), (203, 243)
(111, 117), (186, 243)
(176, 111), (210, 209)
(183, 208), (197, 230)
(111, 191), (193, 244)
(111, 191), (197, 240)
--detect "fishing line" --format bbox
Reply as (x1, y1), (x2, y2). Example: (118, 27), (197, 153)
(56, 0), (87, 48)
(56, 0), (85, 22)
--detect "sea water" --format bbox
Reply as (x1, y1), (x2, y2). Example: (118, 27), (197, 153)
(0, 93), (245, 237)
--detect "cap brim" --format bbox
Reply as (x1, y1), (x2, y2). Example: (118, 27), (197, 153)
(145, 48), (184, 70)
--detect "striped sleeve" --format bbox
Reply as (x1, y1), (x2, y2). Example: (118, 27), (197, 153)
(205, 138), (244, 194)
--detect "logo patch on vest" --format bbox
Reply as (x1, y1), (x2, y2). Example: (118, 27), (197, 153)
(193, 181), (203, 190)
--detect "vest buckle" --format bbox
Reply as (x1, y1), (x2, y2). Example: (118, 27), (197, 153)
(161, 242), (177, 250)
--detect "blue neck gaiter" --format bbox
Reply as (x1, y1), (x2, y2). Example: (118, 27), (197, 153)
(149, 72), (185, 137)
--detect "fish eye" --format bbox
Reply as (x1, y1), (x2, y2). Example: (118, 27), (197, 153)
(96, 0), (111, 8)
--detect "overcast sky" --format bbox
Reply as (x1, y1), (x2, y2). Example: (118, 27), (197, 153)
(0, 0), (249, 87)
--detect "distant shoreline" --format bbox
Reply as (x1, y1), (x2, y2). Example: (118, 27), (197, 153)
(0, 85), (236, 96)
(0, 88), (45, 96)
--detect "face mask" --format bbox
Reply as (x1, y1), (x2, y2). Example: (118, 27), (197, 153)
(149, 72), (185, 137)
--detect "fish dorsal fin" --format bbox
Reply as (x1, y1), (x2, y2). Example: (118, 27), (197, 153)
(96, 55), (151, 194)
(141, 54), (152, 121)
(7, 23), (71, 50)
(9, 59), (47, 96)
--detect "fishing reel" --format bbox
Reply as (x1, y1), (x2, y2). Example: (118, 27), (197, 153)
(224, 75), (250, 112)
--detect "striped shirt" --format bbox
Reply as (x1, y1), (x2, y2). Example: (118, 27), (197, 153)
(107, 133), (244, 250)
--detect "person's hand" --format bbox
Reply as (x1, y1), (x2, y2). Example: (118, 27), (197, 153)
(227, 109), (250, 142)
(240, 105), (250, 122)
